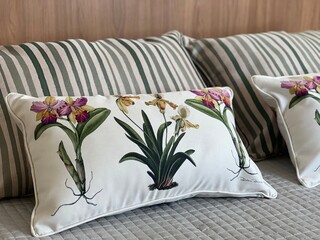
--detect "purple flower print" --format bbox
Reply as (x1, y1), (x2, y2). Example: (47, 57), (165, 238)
(281, 80), (309, 96)
(31, 96), (110, 215)
(58, 97), (94, 123)
(186, 87), (256, 180)
(30, 96), (64, 124)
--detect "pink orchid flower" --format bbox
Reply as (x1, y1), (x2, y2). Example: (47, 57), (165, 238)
(30, 96), (64, 124)
(209, 88), (231, 107)
(281, 80), (309, 96)
(304, 76), (320, 92)
(58, 97), (94, 123)
(191, 88), (231, 108)
(191, 89), (219, 108)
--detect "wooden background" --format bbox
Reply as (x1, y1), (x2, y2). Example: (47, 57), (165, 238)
(1, 0), (320, 45)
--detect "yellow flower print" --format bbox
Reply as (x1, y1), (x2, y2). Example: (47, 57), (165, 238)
(171, 105), (199, 132)
(116, 95), (140, 113)
(145, 94), (177, 113)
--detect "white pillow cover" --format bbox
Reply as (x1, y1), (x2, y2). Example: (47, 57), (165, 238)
(6, 88), (276, 237)
(253, 74), (320, 188)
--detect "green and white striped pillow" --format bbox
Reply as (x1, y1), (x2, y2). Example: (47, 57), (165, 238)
(0, 31), (205, 198)
(185, 31), (320, 160)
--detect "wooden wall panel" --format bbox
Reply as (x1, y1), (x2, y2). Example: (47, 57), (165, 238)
(0, 0), (319, 45)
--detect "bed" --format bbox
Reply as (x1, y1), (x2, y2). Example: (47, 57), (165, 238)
(1, 1), (320, 239)
(1, 156), (320, 240)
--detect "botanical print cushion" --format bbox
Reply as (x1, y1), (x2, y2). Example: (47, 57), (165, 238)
(184, 31), (320, 160)
(252, 73), (320, 188)
(6, 88), (276, 237)
(0, 31), (205, 198)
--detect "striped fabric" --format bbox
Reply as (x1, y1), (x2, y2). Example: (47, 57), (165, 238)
(185, 31), (320, 160)
(0, 31), (205, 198)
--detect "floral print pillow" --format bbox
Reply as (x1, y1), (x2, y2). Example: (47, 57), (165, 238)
(5, 89), (276, 237)
(253, 74), (320, 188)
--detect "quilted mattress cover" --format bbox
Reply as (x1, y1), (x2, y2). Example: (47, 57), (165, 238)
(1, 156), (320, 240)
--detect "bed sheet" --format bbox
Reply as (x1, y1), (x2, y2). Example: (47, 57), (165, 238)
(1, 156), (320, 240)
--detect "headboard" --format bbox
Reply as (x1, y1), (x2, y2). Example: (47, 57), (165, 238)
(1, 0), (320, 45)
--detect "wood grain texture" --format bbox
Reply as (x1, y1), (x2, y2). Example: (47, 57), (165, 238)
(0, 0), (319, 45)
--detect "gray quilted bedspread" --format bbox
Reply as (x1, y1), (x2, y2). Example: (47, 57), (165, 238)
(1, 156), (320, 240)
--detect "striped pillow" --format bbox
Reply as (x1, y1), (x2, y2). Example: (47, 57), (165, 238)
(185, 31), (320, 160)
(0, 31), (205, 198)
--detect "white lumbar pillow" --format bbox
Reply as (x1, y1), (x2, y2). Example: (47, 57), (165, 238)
(253, 73), (320, 188)
(6, 88), (276, 237)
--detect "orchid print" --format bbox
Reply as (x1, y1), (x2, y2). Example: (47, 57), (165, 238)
(185, 87), (257, 181)
(171, 105), (200, 133)
(114, 94), (199, 190)
(281, 75), (320, 171)
(281, 76), (320, 108)
(31, 96), (110, 215)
